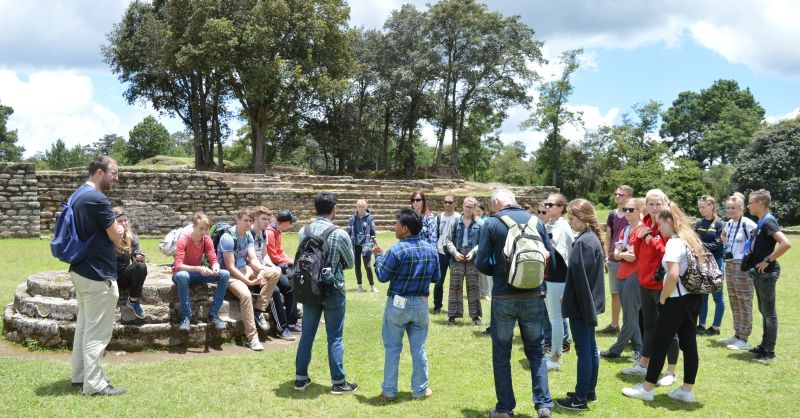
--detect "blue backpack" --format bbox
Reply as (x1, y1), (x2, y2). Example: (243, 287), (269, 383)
(50, 185), (97, 264)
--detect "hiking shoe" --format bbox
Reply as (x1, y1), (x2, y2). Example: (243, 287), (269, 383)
(749, 345), (765, 355)
(287, 324), (302, 333)
(622, 383), (654, 401)
(754, 351), (775, 362)
(567, 391), (597, 403)
(546, 357), (562, 371)
(331, 381), (358, 395)
(599, 323), (619, 334)
(628, 352), (642, 363)
(556, 395), (588, 411)
(705, 327), (720, 335)
(446, 318), (456, 327)
(126, 298), (145, 319)
(473, 318), (484, 327)
(719, 335), (739, 345)
(657, 373), (677, 386)
(208, 315), (226, 331)
(90, 385), (126, 396)
(277, 328), (296, 341)
(178, 317), (191, 332)
(727, 339), (750, 351)
(488, 407), (515, 417)
(537, 407), (552, 418)
(294, 377), (312, 391)
(696, 325), (707, 335)
(600, 350), (621, 359)
(621, 363), (648, 376)
(254, 312), (270, 331)
(668, 386), (696, 403)
(247, 337), (264, 351)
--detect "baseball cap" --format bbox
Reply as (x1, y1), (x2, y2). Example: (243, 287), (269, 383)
(275, 210), (297, 224)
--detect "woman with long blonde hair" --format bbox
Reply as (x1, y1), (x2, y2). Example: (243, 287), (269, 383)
(112, 207), (147, 319)
(623, 202), (703, 403)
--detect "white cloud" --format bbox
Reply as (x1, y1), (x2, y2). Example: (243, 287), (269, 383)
(765, 107), (800, 124)
(0, 69), (181, 157)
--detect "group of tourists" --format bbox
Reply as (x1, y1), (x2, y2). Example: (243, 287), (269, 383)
(63, 157), (790, 418)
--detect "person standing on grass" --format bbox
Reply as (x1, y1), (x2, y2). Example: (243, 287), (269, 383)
(695, 195), (725, 335)
(601, 198), (644, 362)
(476, 188), (555, 418)
(444, 196), (483, 327)
(555, 199), (605, 412)
(348, 199), (378, 293)
(372, 208), (440, 401)
(294, 192), (357, 395)
(69, 156), (126, 396)
(434, 193), (460, 314)
(745, 189), (791, 362)
(719, 193), (758, 350)
(622, 202), (705, 403)
(600, 185), (633, 335)
(621, 189), (679, 387)
(475, 203), (492, 302)
(112, 207), (147, 319)
(542, 193), (573, 370)
(172, 212), (230, 332)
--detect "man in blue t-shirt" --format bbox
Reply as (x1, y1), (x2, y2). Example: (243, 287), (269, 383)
(69, 156), (126, 396)
(218, 207), (281, 351)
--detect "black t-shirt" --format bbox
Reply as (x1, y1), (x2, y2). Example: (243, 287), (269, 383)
(750, 214), (781, 273)
(68, 184), (118, 281)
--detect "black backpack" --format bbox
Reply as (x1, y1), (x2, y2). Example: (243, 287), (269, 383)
(289, 225), (338, 306)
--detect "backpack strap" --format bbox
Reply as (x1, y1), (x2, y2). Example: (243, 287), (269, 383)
(498, 215), (517, 230)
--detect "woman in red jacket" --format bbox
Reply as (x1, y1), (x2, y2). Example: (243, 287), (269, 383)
(620, 189), (679, 387)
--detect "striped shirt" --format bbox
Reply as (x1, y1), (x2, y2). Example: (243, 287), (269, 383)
(375, 235), (441, 297)
(298, 217), (354, 290)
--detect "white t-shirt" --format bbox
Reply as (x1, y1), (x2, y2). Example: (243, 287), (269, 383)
(436, 212), (460, 254)
(724, 217), (758, 260)
(662, 235), (689, 298)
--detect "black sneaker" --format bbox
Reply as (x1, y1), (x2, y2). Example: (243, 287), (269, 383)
(294, 377), (312, 391)
(556, 395), (588, 411)
(754, 351), (775, 363)
(705, 327), (720, 336)
(331, 381), (358, 395)
(749, 345), (766, 355)
(600, 350), (621, 359)
(598, 323), (619, 334)
(696, 325), (707, 335)
(482, 327), (491, 336)
(567, 391), (597, 403)
(446, 318), (456, 327)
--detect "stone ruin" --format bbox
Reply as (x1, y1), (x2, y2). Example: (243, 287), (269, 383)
(3, 267), (276, 351)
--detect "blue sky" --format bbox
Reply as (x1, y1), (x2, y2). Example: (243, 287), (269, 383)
(1, 0), (798, 157)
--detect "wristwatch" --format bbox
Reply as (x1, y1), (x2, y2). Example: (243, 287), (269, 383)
(764, 256), (772, 263)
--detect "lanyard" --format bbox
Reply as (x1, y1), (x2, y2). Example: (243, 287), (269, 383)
(728, 218), (742, 243)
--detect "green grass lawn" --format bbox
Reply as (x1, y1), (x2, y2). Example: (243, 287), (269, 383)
(1, 234), (799, 417)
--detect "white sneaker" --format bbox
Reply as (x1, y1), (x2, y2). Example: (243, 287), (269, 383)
(621, 363), (648, 376)
(622, 384), (654, 401)
(371, 286), (378, 293)
(727, 339), (751, 350)
(657, 373), (677, 387)
(667, 386), (695, 403)
(248, 337), (264, 351)
(719, 335), (739, 345)
(546, 357), (562, 371)
(628, 352), (642, 363)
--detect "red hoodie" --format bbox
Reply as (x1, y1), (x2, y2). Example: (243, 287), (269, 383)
(634, 213), (668, 290)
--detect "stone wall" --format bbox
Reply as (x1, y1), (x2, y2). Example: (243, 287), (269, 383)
(0, 163), (40, 238)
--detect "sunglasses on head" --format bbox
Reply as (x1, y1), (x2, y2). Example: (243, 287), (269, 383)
(544, 202), (560, 208)
(622, 207), (636, 213)
(411, 198), (424, 202)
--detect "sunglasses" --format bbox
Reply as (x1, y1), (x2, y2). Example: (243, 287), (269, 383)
(544, 202), (560, 208)
(444, 201), (454, 205)
(538, 210), (547, 215)
(411, 198), (424, 202)
(622, 207), (636, 213)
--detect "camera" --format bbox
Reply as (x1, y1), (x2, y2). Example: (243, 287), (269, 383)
(654, 265), (666, 282)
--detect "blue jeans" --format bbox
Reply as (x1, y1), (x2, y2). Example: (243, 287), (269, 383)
(753, 268), (779, 352)
(699, 257), (725, 327)
(382, 296), (429, 397)
(544, 282), (566, 359)
(172, 270), (230, 319)
(569, 318), (599, 401)
(295, 288), (347, 384)
(491, 297), (553, 412)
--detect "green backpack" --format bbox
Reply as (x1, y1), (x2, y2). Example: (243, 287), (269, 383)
(498, 215), (548, 289)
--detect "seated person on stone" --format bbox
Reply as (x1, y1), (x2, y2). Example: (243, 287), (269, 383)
(252, 206), (297, 340)
(218, 207), (281, 351)
(113, 207), (148, 319)
(172, 212), (230, 332)
(266, 209), (296, 269)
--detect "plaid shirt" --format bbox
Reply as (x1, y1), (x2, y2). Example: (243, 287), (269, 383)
(374, 235), (441, 297)
(298, 217), (354, 290)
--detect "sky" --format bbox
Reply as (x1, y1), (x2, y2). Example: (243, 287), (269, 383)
(1, 0), (798, 158)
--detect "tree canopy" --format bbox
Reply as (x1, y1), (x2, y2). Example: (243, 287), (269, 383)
(0, 102), (24, 162)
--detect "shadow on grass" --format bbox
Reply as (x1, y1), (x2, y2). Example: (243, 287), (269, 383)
(727, 350), (760, 363)
(461, 408), (535, 418)
(644, 394), (705, 412)
(704, 338), (729, 349)
(471, 328), (492, 338)
(35, 379), (79, 397)
(273, 379), (326, 400)
(615, 372), (645, 384)
(353, 392), (418, 406)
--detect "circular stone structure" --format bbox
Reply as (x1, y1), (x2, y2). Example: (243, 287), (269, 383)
(3, 266), (272, 351)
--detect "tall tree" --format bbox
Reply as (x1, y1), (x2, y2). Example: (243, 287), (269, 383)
(525, 49), (583, 187)
(0, 102), (24, 162)
(126, 116), (171, 164)
(660, 79), (765, 168)
(43, 139), (91, 170)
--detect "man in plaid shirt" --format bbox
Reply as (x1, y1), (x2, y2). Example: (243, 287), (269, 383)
(294, 192), (356, 395)
(373, 208), (441, 401)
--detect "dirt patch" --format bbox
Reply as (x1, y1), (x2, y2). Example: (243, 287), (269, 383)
(0, 337), (296, 364)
